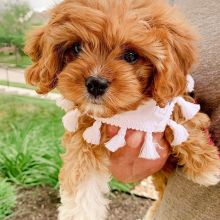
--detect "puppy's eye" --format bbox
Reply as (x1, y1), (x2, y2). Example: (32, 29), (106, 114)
(72, 42), (81, 56)
(123, 50), (139, 64)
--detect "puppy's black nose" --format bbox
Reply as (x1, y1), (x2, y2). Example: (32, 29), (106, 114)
(85, 76), (109, 97)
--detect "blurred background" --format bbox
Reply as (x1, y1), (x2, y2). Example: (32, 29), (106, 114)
(1, 0), (219, 219)
(0, 1), (155, 219)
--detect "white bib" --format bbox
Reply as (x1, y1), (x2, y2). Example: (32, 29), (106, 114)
(57, 75), (200, 160)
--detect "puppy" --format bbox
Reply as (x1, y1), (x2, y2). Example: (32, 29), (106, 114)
(24, 0), (220, 219)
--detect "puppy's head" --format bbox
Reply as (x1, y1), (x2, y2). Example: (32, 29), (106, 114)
(25, 0), (197, 117)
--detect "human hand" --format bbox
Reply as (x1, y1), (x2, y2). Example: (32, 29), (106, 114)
(107, 126), (170, 183)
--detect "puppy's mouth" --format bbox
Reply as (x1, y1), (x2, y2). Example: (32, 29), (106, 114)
(82, 101), (106, 117)
(81, 76), (110, 116)
(87, 95), (104, 105)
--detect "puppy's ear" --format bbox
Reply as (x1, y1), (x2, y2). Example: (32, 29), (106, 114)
(24, 27), (44, 62)
(150, 12), (197, 107)
(24, 26), (63, 94)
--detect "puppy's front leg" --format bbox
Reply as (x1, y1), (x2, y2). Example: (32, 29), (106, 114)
(58, 132), (110, 220)
(168, 113), (220, 186)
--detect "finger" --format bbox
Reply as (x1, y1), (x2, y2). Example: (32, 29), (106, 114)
(152, 132), (164, 141)
(152, 132), (170, 150)
(125, 130), (145, 149)
(156, 137), (171, 158)
(106, 125), (119, 138)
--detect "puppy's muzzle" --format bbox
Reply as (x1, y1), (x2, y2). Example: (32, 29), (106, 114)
(85, 76), (109, 98)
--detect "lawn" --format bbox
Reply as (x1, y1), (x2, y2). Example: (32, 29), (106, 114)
(0, 179), (16, 220)
(0, 80), (60, 94)
(0, 53), (31, 68)
(0, 80), (36, 90)
(0, 94), (64, 219)
(0, 94), (135, 219)
(0, 94), (64, 187)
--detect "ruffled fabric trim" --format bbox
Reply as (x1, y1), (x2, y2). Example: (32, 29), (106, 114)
(167, 120), (189, 146)
(83, 121), (102, 145)
(105, 128), (127, 152)
(62, 109), (81, 132)
(139, 132), (160, 160)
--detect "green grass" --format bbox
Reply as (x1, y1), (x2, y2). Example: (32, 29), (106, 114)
(0, 80), (59, 93)
(0, 53), (31, 68)
(0, 178), (16, 220)
(0, 94), (134, 192)
(109, 178), (136, 192)
(0, 80), (35, 90)
(0, 94), (64, 187)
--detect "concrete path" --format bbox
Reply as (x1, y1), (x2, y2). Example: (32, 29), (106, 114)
(0, 85), (60, 100)
(0, 67), (25, 84)
(0, 67), (62, 101)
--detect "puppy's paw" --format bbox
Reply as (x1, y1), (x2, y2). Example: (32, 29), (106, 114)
(193, 167), (220, 186)
(182, 144), (220, 187)
(186, 158), (220, 186)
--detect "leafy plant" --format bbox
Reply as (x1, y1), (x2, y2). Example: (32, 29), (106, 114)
(0, 94), (135, 192)
(109, 178), (136, 193)
(0, 95), (64, 187)
(0, 178), (16, 219)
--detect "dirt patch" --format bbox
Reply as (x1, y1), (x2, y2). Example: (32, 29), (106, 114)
(10, 187), (59, 220)
(10, 187), (152, 220)
(108, 191), (152, 220)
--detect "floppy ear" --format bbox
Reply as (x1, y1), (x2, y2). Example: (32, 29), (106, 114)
(150, 11), (197, 107)
(24, 26), (63, 94)
(24, 27), (44, 62)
